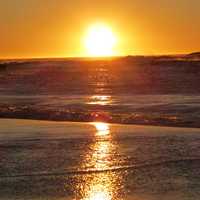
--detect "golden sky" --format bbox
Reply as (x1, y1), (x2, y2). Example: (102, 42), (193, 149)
(0, 0), (200, 58)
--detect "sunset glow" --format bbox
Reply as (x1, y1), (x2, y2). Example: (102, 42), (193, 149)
(0, 1), (200, 58)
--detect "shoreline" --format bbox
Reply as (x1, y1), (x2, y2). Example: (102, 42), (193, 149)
(0, 117), (200, 130)
(0, 118), (200, 141)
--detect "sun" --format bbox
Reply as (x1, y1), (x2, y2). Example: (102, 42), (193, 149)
(84, 23), (117, 57)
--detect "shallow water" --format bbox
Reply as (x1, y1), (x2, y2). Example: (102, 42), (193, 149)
(1, 94), (200, 127)
(0, 119), (200, 200)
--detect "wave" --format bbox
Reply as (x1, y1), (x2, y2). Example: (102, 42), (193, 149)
(0, 103), (199, 128)
(2, 157), (199, 179)
(1, 57), (200, 128)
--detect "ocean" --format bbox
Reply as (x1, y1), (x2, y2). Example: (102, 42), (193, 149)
(0, 56), (200, 127)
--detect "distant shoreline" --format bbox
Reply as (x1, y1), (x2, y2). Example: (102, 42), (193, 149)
(1, 52), (200, 61)
(1, 52), (200, 63)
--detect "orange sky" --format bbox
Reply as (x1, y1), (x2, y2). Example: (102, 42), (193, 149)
(0, 0), (200, 58)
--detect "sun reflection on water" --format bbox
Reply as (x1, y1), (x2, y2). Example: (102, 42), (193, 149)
(88, 191), (110, 200)
(86, 122), (111, 170)
(93, 122), (110, 136)
(83, 175), (113, 200)
(88, 95), (112, 105)
(77, 122), (119, 200)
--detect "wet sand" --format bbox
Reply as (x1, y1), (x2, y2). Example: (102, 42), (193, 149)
(0, 119), (200, 200)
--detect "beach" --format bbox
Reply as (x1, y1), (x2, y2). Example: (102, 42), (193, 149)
(0, 119), (200, 200)
(1, 0), (200, 198)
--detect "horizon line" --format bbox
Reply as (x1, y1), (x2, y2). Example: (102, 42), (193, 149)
(0, 52), (197, 61)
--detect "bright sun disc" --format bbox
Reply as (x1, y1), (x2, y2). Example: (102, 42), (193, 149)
(85, 24), (117, 57)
